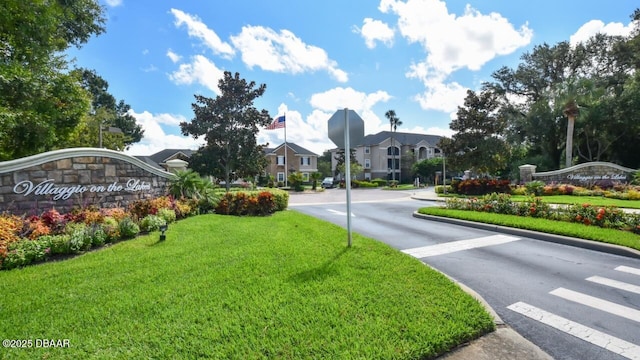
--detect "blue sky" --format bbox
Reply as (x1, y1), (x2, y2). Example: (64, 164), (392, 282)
(68, 0), (637, 156)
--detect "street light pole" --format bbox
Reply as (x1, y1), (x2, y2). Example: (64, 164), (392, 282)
(442, 152), (447, 195)
(99, 124), (103, 148)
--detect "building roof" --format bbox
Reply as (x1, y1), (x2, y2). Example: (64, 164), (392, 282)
(134, 149), (195, 169)
(264, 143), (318, 156)
(360, 131), (442, 147)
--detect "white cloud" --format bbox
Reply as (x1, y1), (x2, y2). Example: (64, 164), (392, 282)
(170, 8), (235, 59)
(413, 81), (468, 113)
(406, 124), (454, 138)
(105, 0), (122, 7)
(378, 0), (532, 113)
(258, 88), (394, 154)
(168, 55), (224, 95)
(142, 65), (158, 73)
(124, 110), (203, 156)
(570, 19), (636, 46)
(358, 18), (395, 49)
(230, 25), (348, 83)
(166, 49), (182, 63)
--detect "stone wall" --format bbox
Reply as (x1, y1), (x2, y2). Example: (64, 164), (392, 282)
(0, 148), (176, 216)
(530, 162), (636, 186)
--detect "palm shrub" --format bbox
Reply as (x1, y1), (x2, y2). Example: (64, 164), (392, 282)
(288, 172), (305, 192)
(525, 181), (546, 196)
(168, 169), (203, 198)
(310, 171), (323, 190)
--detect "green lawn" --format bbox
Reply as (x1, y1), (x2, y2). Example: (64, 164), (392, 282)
(418, 207), (640, 251)
(510, 195), (640, 209)
(0, 211), (494, 359)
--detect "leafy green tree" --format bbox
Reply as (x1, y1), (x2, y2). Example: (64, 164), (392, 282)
(0, 0), (106, 159)
(317, 150), (332, 178)
(67, 68), (143, 150)
(180, 71), (272, 191)
(439, 89), (510, 175)
(333, 148), (359, 178)
(412, 157), (443, 184)
(489, 17), (640, 169)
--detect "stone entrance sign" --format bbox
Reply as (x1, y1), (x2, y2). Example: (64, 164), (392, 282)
(0, 148), (176, 215)
(523, 161), (636, 186)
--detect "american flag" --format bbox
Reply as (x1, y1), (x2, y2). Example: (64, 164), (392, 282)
(266, 115), (285, 130)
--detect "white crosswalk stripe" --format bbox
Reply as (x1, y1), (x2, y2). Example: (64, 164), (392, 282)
(617, 265), (640, 276)
(549, 287), (640, 323)
(507, 301), (640, 360)
(401, 234), (520, 258)
(508, 265), (640, 359)
(586, 275), (640, 295)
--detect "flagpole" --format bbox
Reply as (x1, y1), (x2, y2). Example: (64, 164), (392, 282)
(284, 113), (288, 187)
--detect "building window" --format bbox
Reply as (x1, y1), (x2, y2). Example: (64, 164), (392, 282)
(302, 172), (310, 182)
(387, 146), (400, 156)
(364, 173), (371, 180)
(300, 156), (310, 166)
(365, 146), (370, 154)
(277, 156), (285, 165)
(364, 159), (370, 169)
(277, 172), (285, 182)
(387, 158), (400, 170)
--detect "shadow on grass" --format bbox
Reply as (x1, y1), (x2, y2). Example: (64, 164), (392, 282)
(288, 247), (351, 283)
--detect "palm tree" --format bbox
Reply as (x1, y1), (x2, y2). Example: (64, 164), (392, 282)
(385, 110), (402, 182)
(562, 99), (579, 168)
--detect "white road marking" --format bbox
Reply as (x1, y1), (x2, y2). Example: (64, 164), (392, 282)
(401, 234), (520, 258)
(550, 287), (640, 323)
(507, 301), (640, 360)
(586, 276), (640, 295)
(617, 266), (640, 276)
(327, 209), (355, 217)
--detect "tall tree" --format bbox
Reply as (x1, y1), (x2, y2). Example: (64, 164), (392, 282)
(67, 68), (143, 150)
(0, 0), (106, 159)
(333, 148), (359, 178)
(180, 71), (271, 191)
(439, 89), (510, 175)
(385, 110), (402, 181)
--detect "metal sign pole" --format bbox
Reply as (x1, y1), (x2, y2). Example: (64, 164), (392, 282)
(344, 108), (352, 247)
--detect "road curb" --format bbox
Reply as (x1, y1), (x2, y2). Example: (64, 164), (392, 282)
(412, 212), (640, 259)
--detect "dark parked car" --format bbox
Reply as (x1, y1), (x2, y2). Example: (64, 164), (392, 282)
(321, 177), (335, 189)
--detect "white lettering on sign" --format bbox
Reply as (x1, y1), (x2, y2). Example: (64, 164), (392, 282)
(126, 179), (151, 192)
(566, 174), (628, 183)
(13, 178), (153, 201)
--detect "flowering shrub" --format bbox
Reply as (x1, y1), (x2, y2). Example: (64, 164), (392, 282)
(140, 215), (166, 232)
(256, 191), (276, 215)
(128, 199), (154, 220)
(452, 179), (511, 196)
(214, 190), (283, 216)
(101, 208), (128, 221)
(2, 237), (51, 270)
(0, 190), (287, 270)
(157, 208), (176, 224)
(444, 193), (639, 233)
(118, 217), (140, 239)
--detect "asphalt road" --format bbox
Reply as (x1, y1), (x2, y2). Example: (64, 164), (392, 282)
(289, 188), (640, 360)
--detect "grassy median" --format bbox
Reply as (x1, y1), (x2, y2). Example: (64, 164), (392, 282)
(418, 207), (640, 251)
(0, 211), (494, 359)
